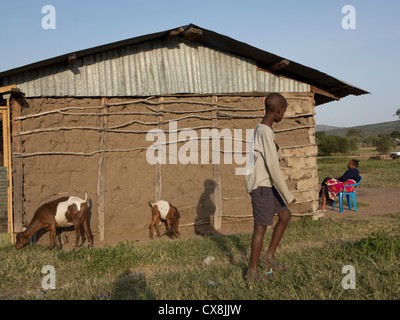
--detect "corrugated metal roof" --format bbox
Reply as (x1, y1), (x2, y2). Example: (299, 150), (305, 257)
(0, 37), (309, 97)
(0, 24), (368, 104)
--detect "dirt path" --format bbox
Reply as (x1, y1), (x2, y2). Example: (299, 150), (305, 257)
(322, 187), (400, 218)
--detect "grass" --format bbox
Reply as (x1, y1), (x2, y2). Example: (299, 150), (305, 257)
(317, 156), (400, 188)
(1, 152), (399, 300)
(1, 213), (399, 300)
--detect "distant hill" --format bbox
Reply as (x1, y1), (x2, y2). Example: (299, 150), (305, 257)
(315, 124), (343, 132)
(316, 120), (400, 137)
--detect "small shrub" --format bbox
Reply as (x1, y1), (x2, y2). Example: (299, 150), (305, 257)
(368, 155), (382, 160)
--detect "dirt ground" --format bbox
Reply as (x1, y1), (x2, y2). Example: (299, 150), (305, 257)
(40, 186), (400, 249)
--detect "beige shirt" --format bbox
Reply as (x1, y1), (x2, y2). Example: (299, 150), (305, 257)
(245, 123), (295, 204)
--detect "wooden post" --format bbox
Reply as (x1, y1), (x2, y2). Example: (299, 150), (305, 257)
(4, 99), (13, 238)
(154, 97), (163, 202)
(97, 97), (108, 241)
(212, 96), (223, 230)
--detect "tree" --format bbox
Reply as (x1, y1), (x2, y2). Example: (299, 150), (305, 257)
(318, 135), (350, 155)
(396, 108), (400, 120)
(391, 131), (400, 139)
(363, 135), (376, 147)
(346, 129), (363, 138)
(374, 135), (395, 154)
(346, 129), (362, 151)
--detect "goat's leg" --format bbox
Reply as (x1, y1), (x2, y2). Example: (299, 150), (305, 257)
(150, 216), (160, 239)
(49, 225), (58, 249)
(82, 217), (93, 247)
(149, 214), (157, 239)
(149, 222), (154, 239)
(166, 217), (172, 233)
(155, 217), (162, 237)
(166, 217), (175, 238)
(73, 222), (81, 249)
(175, 216), (181, 238)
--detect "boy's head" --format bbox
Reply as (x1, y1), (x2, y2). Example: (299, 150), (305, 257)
(348, 159), (359, 169)
(264, 93), (288, 123)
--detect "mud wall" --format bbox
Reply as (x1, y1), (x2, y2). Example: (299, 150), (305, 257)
(16, 92), (318, 243)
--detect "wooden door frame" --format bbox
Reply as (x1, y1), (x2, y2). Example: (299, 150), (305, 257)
(0, 102), (13, 238)
(0, 84), (23, 243)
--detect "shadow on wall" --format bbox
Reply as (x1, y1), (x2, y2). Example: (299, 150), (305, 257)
(195, 179), (250, 271)
(194, 179), (222, 237)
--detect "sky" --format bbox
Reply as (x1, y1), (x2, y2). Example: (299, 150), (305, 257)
(0, 0), (399, 128)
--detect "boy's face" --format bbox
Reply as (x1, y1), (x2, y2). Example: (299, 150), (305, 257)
(348, 161), (355, 169)
(274, 105), (287, 123)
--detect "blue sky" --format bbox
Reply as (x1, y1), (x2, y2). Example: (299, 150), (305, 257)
(0, 0), (399, 127)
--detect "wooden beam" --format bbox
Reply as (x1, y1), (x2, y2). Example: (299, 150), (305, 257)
(97, 97), (108, 242)
(66, 53), (77, 67)
(212, 96), (223, 230)
(180, 27), (203, 41)
(1, 100), (13, 240)
(310, 85), (340, 101)
(0, 85), (16, 94)
(11, 96), (23, 239)
(268, 59), (290, 72)
(162, 27), (185, 42)
(154, 97), (164, 202)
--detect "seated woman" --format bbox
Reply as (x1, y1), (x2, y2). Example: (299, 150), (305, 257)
(318, 159), (361, 211)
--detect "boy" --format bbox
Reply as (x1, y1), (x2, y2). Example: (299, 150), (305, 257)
(245, 92), (296, 281)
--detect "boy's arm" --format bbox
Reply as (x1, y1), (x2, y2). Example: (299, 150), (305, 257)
(261, 134), (295, 204)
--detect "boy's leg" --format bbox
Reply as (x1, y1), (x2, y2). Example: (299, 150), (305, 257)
(246, 223), (267, 277)
(260, 208), (292, 268)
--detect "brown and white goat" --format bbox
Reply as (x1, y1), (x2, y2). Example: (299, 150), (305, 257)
(15, 192), (92, 250)
(149, 200), (180, 239)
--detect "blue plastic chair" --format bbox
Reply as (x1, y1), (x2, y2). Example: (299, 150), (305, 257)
(333, 176), (362, 213)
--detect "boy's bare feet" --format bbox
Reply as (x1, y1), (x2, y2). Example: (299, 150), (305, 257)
(259, 254), (288, 271)
(245, 269), (274, 282)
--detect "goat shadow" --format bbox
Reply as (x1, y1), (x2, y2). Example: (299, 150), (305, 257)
(32, 197), (94, 249)
(195, 179), (249, 266)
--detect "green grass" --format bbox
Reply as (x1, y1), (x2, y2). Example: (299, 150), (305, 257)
(1, 153), (399, 300)
(1, 214), (400, 300)
(317, 156), (400, 188)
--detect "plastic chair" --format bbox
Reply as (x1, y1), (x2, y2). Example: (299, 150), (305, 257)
(333, 176), (362, 213)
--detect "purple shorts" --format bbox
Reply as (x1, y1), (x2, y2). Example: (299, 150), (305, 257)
(250, 186), (287, 226)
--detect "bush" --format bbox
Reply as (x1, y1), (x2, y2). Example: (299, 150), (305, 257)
(374, 135), (395, 154)
(318, 134), (350, 155)
(368, 155), (382, 160)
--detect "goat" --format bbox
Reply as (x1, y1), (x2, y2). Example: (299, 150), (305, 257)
(15, 192), (92, 250)
(149, 200), (180, 239)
